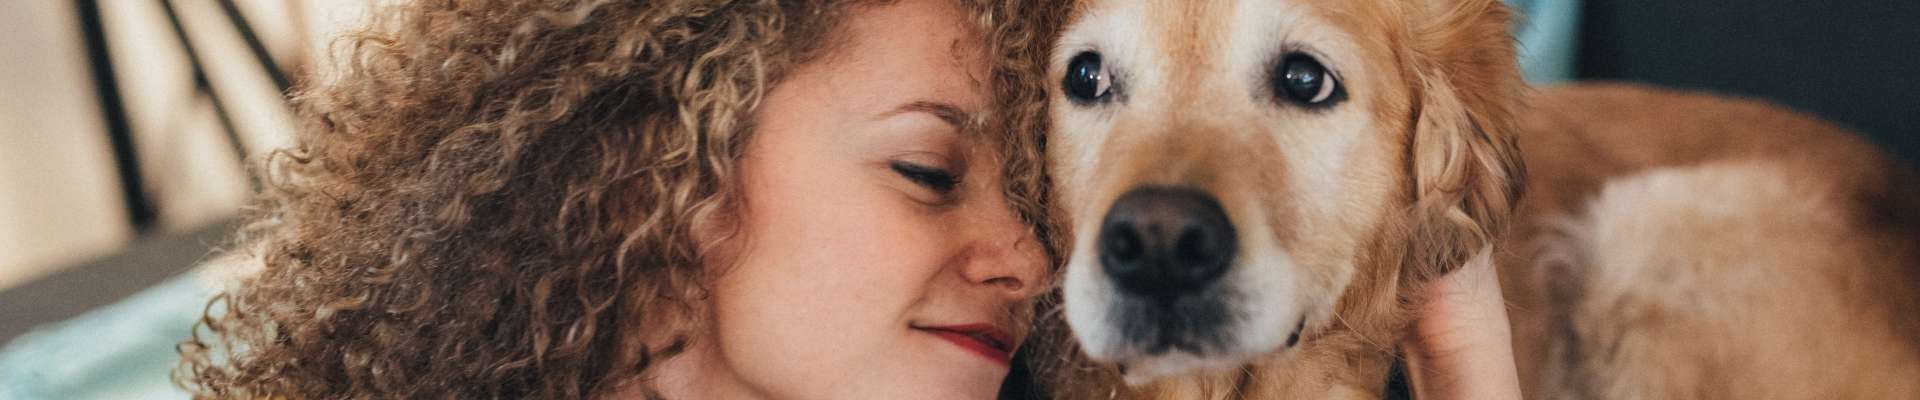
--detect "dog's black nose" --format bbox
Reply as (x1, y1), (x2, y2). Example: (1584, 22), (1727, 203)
(1098, 186), (1236, 297)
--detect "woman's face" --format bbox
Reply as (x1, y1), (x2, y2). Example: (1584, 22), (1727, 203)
(654, 1), (1049, 399)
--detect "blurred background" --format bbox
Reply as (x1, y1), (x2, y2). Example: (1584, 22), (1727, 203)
(0, 1), (366, 398)
(1, 0), (1916, 398)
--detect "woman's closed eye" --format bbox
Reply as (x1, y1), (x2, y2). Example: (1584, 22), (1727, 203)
(890, 161), (961, 194)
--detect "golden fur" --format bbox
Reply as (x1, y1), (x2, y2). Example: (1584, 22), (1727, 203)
(1036, 0), (1920, 398)
(1506, 84), (1920, 399)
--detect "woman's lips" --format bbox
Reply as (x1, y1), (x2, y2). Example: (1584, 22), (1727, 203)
(915, 324), (1014, 366)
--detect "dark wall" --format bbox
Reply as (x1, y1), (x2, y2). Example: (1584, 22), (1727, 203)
(1577, 2), (1920, 166)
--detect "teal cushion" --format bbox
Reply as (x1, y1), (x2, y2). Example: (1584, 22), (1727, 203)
(1508, 0), (1582, 84)
(0, 274), (211, 400)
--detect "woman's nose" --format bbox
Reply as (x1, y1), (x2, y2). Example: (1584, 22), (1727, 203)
(958, 201), (1050, 299)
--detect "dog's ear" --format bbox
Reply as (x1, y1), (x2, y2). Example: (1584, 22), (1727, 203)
(1401, 0), (1526, 281)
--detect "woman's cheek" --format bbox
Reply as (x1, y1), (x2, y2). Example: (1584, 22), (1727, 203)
(714, 185), (946, 356)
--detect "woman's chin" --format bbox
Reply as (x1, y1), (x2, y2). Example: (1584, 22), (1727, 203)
(887, 372), (1005, 400)
(894, 333), (1014, 397)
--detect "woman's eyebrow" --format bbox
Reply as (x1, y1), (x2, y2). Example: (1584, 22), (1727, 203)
(880, 100), (984, 135)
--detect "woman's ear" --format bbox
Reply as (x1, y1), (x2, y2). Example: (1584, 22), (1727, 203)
(1402, 0), (1527, 281)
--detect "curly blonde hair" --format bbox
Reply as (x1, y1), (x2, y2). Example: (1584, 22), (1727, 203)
(174, 0), (1070, 398)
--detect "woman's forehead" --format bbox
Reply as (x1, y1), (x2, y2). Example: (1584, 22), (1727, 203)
(783, 0), (993, 129)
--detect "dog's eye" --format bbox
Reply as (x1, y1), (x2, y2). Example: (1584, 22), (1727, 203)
(1063, 51), (1112, 103)
(1273, 53), (1342, 107)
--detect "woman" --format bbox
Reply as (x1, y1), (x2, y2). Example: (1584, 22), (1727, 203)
(176, 0), (1067, 398)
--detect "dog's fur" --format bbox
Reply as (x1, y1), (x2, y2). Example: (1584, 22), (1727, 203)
(1038, 0), (1920, 398)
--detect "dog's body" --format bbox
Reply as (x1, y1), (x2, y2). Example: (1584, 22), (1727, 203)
(1502, 84), (1920, 399)
(1038, 0), (1920, 398)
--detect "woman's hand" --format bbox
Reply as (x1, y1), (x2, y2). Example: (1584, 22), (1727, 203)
(1404, 249), (1523, 400)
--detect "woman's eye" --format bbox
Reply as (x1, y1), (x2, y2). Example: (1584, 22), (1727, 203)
(890, 161), (960, 193)
(1063, 51), (1113, 103)
(1273, 53), (1343, 107)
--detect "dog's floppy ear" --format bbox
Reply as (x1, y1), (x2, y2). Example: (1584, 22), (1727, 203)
(1400, 0), (1526, 281)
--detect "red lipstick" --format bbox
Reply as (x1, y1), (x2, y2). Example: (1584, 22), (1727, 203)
(915, 323), (1015, 366)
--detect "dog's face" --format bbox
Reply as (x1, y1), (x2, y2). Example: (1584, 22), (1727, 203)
(1050, 0), (1523, 385)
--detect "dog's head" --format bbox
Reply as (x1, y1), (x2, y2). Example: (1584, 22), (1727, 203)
(1049, 0), (1525, 384)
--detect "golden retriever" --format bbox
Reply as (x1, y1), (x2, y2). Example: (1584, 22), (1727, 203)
(1036, 0), (1920, 398)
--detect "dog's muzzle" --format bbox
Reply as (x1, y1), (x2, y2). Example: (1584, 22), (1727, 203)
(1095, 185), (1241, 354)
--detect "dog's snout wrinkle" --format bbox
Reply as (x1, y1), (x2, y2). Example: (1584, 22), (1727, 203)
(1099, 186), (1237, 298)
